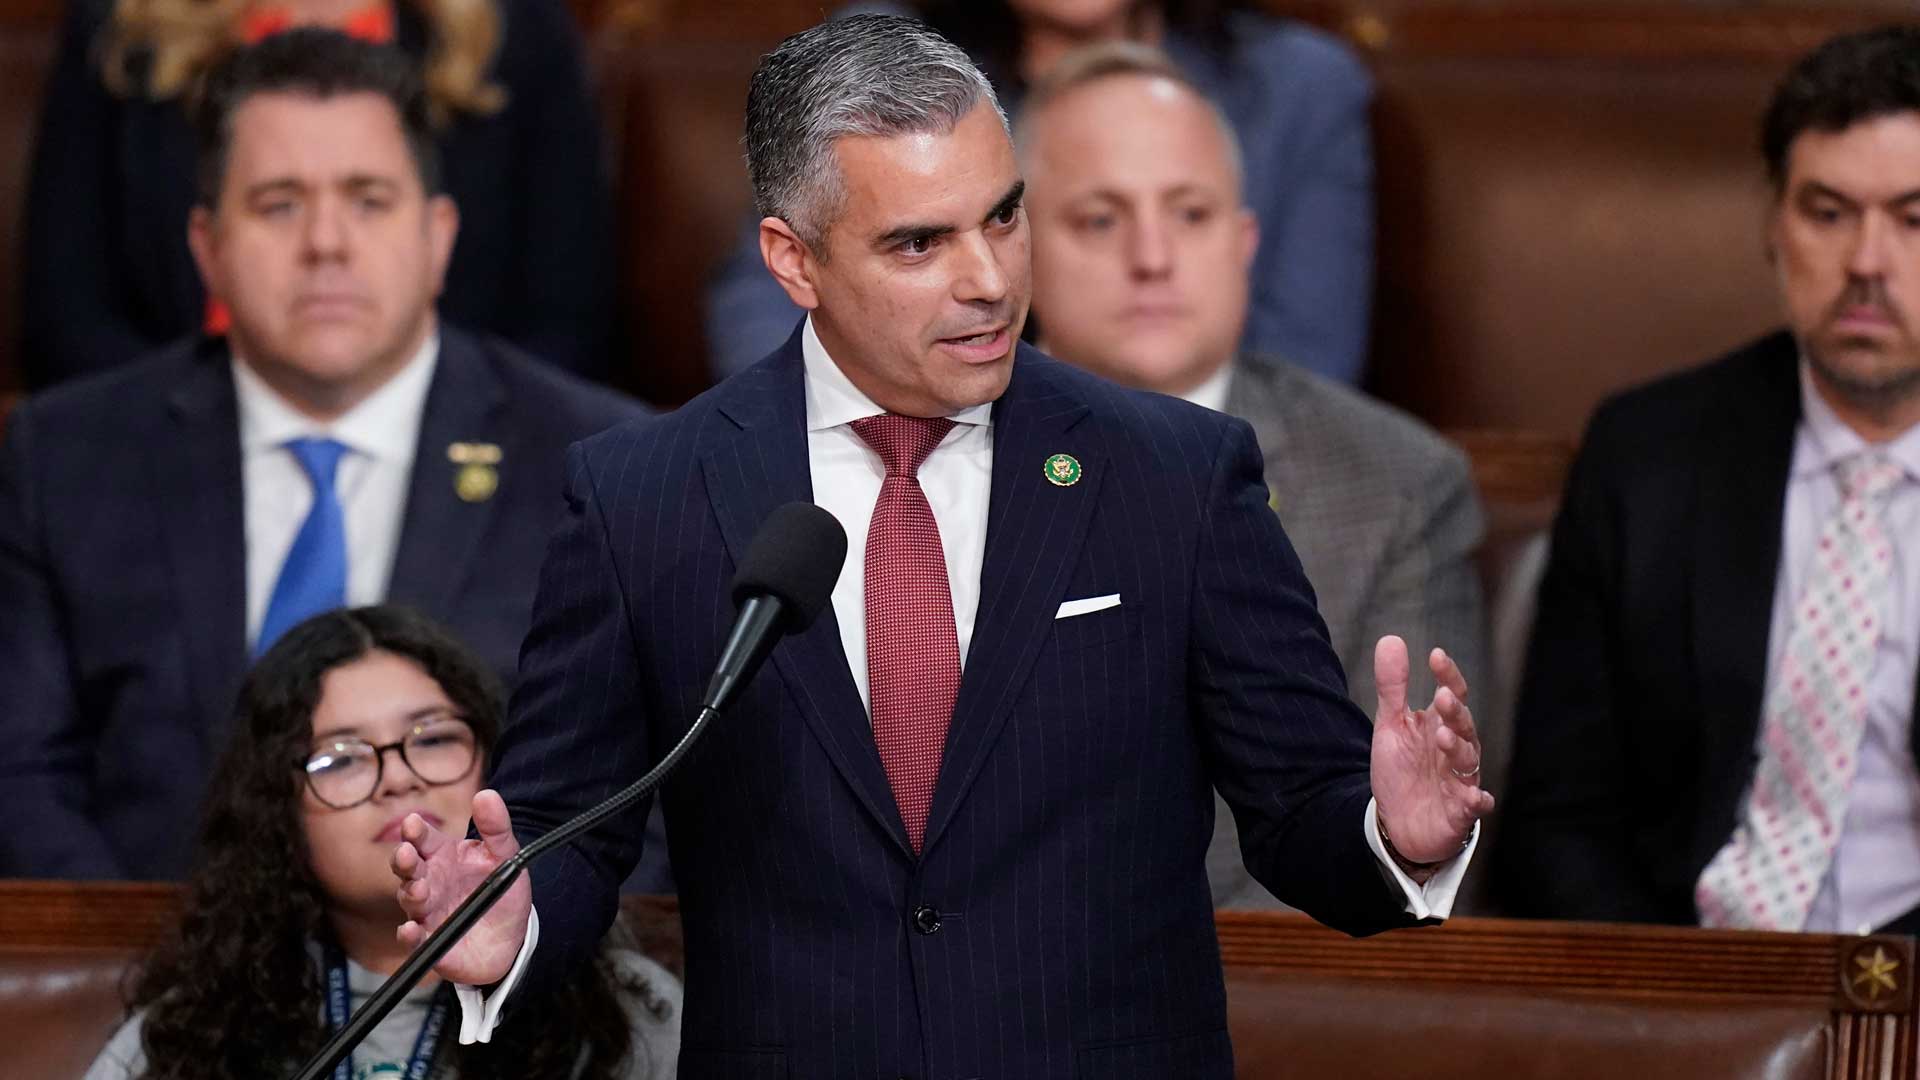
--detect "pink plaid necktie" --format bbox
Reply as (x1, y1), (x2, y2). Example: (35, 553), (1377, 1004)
(1696, 452), (1905, 930)
(852, 414), (960, 853)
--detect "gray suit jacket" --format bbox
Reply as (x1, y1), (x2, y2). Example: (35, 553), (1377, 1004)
(1207, 353), (1488, 908)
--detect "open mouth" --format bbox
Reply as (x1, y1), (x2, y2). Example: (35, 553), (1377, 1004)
(937, 326), (1011, 363)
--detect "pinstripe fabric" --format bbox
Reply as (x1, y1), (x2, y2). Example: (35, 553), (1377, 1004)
(1208, 354), (1488, 910)
(488, 330), (1420, 1079)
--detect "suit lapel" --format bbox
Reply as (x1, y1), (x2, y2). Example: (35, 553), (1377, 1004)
(921, 349), (1101, 856)
(159, 345), (248, 748)
(699, 337), (913, 856)
(387, 329), (507, 619)
(1690, 335), (1801, 862)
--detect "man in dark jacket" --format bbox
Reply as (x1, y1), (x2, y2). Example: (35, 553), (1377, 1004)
(1497, 26), (1920, 936)
(0, 31), (645, 880)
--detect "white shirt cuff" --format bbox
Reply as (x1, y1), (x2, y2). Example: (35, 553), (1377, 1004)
(453, 905), (540, 1044)
(1363, 798), (1477, 921)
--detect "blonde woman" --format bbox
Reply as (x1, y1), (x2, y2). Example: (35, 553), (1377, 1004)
(23, 0), (616, 386)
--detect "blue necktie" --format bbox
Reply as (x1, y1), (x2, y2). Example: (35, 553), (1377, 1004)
(256, 437), (350, 655)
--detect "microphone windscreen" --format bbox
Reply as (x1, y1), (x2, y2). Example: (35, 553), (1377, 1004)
(730, 502), (848, 632)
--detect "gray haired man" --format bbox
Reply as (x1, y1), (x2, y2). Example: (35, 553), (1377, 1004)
(396, 16), (1492, 1078)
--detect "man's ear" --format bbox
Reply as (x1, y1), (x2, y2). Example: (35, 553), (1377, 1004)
(426, 193), (461, 297)
(759, 216), (822, 310)
(187, 204), (221, 301)
(1236, 207), (1260, 271)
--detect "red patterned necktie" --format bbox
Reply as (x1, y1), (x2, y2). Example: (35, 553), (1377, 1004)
(851, 414), (960, 853)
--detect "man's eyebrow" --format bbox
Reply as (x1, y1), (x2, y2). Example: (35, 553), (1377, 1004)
(873, 220), (956, 250)
(242, 177), (306, 200)
(870, 180), (1029, 250)
(340, 173), (402, 191)
(1795, 182), (1920, 210)
(1797, 181), (1860, 207)
(987, 180), (1026, 221)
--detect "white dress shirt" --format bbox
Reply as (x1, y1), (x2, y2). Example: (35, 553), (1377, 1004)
(1178, 360), (1235, 414)
(456, 317), (1470, 1041)
(233, 334), (438, 648)
(803, 317), (993, 710)
(1767, 362), (1920, 934)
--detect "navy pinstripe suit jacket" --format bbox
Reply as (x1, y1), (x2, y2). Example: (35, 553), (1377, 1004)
(489, 332), (1419, 1079)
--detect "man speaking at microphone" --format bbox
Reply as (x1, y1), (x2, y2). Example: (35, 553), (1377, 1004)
(393, 14), (1491, 1078)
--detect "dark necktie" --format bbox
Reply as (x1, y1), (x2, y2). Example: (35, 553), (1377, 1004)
(851, 414), (960, 853)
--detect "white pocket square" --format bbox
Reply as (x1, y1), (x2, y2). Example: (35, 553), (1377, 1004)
(1055, 594), (1121, 619)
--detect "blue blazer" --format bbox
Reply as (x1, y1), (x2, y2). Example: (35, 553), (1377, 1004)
(491, 331), (1420, 1079)
(0, 326), (644, 879)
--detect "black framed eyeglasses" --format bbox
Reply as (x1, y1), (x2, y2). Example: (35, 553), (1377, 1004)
(301, 714), (480, 810)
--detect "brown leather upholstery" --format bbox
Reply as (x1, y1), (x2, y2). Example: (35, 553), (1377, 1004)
(0, 947), (140, 1078)
(3, 883), (1913, 1079)
(1218, 911), (1918, 1080)
(0, 881), (682, 1076)
(1353, 5), (1896, 440)
(1229, 974), (1827, 1079)
(589, 29), (779, 405)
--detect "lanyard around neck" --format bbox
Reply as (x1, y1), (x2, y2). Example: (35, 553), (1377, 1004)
(323, 941), (453, 1080)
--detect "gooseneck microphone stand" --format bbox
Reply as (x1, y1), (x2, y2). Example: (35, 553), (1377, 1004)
(290, 499), (847, 1080)
(288, 702), (724, 1080)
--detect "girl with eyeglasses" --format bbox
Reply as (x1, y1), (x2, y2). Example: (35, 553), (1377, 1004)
(85, 605), (679, 1080)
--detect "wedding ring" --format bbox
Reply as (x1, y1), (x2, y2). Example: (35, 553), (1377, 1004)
(1449, 763), (1481, 781)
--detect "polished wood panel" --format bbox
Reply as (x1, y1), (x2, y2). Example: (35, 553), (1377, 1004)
(1219, 910), (1918, 1079)
(0, 879), (688, 975)
(0, 880), (180, 949)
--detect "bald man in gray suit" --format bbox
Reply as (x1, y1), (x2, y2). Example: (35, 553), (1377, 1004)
(1019, 42), (1488, 909)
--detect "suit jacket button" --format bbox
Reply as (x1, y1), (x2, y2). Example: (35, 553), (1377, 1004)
(912, 904), (941, 935)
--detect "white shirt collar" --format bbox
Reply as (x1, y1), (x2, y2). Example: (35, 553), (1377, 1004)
(1794, 357), (1920, 483)
(233, 333), (439, 465)
(801, 315), (994, 432)
(1176, 362), (1235, 414)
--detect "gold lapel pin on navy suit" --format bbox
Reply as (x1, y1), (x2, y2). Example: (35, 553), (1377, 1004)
(447, 441), (501, 503)
(1043, 452), (1082, 487)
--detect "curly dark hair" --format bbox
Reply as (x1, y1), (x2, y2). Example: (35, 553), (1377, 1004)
(1762, 25), (1920, 192)
(127, 605), (658, 1080)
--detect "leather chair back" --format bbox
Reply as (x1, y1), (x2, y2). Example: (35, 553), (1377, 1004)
(1351, 5), (1894, 439)
(0, 947), (140, 1077)
(1219, 910), (1917, 1080)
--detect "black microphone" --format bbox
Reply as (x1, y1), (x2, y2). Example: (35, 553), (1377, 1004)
(704, 501), (847, 712)
(289, 501), (846, 1080)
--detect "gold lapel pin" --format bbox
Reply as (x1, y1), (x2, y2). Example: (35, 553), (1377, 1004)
(1043, 452), (1082, 487)
(447, 442), (502, 503)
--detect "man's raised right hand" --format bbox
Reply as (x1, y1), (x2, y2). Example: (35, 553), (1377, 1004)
(391, 788), (532, 987)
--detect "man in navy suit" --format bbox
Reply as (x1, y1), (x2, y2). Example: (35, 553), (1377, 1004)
(0, 32), (644, 880)
(395, 16), (1491, 1078)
